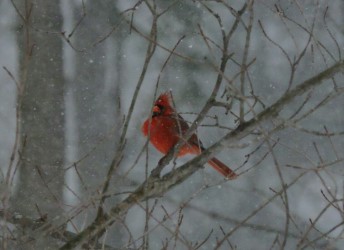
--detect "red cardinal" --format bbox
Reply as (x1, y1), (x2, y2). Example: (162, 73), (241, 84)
(142, 92), (237, 179)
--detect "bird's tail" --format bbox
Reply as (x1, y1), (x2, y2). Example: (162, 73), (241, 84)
(208, 157), (237, 180)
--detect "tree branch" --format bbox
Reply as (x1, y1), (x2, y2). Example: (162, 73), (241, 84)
(60, 60), (344, 249)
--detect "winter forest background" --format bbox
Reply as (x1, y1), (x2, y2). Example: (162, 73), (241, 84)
(0, 0), (344, 249)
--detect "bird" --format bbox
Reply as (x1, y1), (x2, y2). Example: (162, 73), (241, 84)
(141, 91), (237, 179)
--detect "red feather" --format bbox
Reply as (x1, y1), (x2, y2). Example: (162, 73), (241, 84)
(142, 92), (237, 179)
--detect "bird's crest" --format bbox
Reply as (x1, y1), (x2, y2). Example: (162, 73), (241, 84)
(155, 91), (173, 107)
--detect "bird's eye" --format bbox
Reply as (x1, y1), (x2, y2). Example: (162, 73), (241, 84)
(156, 104), (164, 111)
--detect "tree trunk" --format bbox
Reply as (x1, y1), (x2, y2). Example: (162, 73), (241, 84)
(12, 0), (64, 232)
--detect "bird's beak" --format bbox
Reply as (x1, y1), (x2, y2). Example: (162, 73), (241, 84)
(152, 105), (160, 117)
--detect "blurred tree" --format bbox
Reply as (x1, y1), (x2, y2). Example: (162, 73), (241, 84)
(11, 0), (65, 244)
(67, 0), (126, 245)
